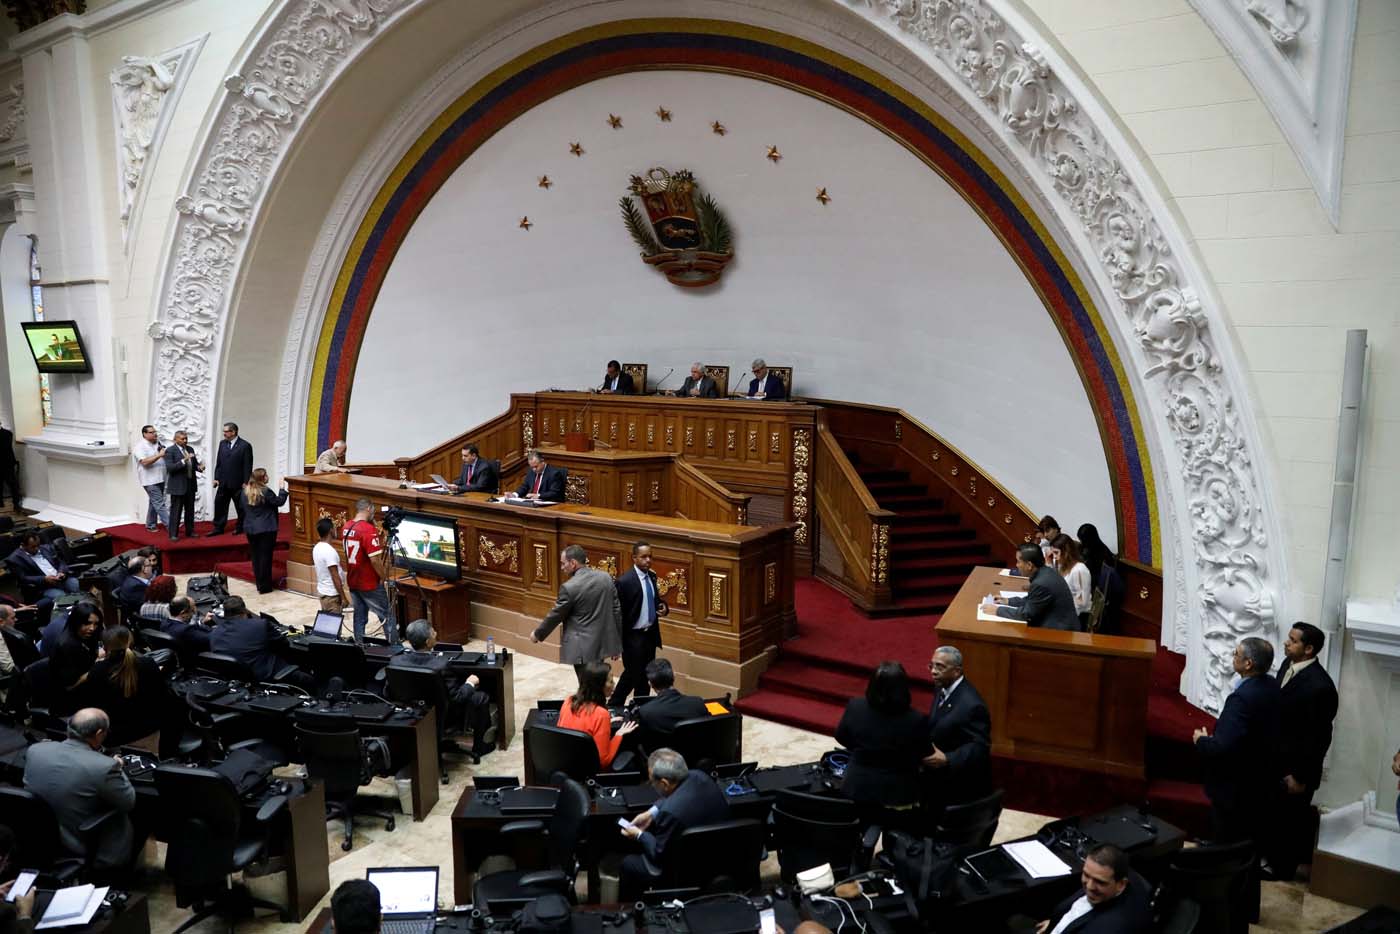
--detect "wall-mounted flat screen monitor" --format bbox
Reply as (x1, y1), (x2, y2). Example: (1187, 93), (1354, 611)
(389, 511), (461, 582)
(21, 321), (92, 373)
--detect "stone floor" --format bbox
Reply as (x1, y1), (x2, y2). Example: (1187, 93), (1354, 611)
(130, 578), (1365, 932)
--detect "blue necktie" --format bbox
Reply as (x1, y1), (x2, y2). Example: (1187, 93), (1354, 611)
(643, 573), (656, 627)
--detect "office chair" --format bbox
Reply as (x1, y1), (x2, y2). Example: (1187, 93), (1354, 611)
(0, 786), (97, 885)
(0, 624), (38, 670)
(294, 721), (396, 851)
(138, 626), (179, 655)
(1152, 888), (1202, 934)
(665, 713), (742, 770)
(154, 764), (289, 931)
(771, 804), (865, 883)
(932, 788), (1004, 847)
(648, 818), (765, 895)
(305, 638), (370, 693)
(196, 651), (300, 686)
(528, 722), (602, 784)
(385, 664), (478, 774)
(1165, 840), (1255, 934)
(473, 775), (591, 913)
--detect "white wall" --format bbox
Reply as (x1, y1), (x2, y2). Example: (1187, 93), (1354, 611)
(346, 70), (1119, 544)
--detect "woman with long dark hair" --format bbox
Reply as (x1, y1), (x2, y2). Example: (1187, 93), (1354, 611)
(1050, 533), (1093, 629)
(87, 625), (167, 748)
(51, 601), (103, 713)
(1076, 523), (1114, 579)
(239, 467), (289, 594)
(836, 661), (931, 827)
(558, 660), (637, 769)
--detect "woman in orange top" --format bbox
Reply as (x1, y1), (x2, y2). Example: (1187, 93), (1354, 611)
(558, 661), (638, 768)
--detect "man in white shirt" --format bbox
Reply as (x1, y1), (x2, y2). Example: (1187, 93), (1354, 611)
(1035, 844), (1150, 934)
(312, 517), (349, 613)
(133, 424), (167, 532)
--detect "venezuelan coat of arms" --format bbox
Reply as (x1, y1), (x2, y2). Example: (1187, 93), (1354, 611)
(619, 168), (734, 288)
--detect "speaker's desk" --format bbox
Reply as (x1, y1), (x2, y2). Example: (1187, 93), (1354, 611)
(937, 566), (1156, 779)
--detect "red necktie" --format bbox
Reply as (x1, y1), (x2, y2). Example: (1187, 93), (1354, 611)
(532, 471), (542, 495)
(467, 464), (474, 483)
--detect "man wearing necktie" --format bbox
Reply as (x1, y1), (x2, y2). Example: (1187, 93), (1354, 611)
(208, 421), (254, 536)
(515, 450), (565, 501)
(610, 541), (668, 706)
(599, 360), (635, 395)
(450, 443), (499, 493)
(922, 645), (992, 817)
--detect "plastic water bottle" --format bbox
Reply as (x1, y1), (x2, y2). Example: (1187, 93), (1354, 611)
(486, 636), (496, 664)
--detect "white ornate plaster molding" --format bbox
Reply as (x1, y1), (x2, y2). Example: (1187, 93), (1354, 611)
(0, 81), (25, 163)
(110, 36), (203, 246)
(1188, 0), (1357, 227)
(847, 0), (1286, 711)
(8, 0), (192, 56)
(147, 0), (412, 518)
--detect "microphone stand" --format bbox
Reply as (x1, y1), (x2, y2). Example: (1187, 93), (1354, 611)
(385, 527), (429, 636)
(652, 367), (674, 395)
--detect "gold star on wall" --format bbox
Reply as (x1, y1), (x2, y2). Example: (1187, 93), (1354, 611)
(766, 145), (782, 163)
(538, 176), (553, 189)
(519, 216), (532, 231)
(655, 106), (672, 122)
(569, 142), (585, 156)
(816, 187), (831, 205)
(711, 121), (727, 135)
(607, 114), (623, 129)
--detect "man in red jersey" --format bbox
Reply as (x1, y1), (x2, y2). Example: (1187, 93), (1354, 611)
(342, 497), (398, 643)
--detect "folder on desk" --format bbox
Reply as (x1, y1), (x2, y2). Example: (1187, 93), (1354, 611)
(705, 701), (729, 715)
(36, 884), (107, 929)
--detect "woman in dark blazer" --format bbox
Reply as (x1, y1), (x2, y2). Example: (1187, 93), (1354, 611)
(238, 468), (288, 594)
(835, 661), (931, 828)
(51, 601), (103, 715)
(86, 625), (168, 749)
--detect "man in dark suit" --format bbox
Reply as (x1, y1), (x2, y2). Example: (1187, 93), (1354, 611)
(619, 748), (729, 897)
(923, 644), (992, 811)
(160, 596), (212, 657)
(8, 533), (79, 601)
(610, 541), (666, 706)
(389, 619), (495, 758)
(449, 443), (498, 493)
(1034, 844), (1151, 934)
(515, 450), (566, 502)
(635, 658), (708, 733)
(1194, 636), (1283, 845)
(208, 421), (253, 535)
(676, 363), (719, 399)
(209, 596), (314, 690)
(746, 358), (785, 400)
(113, 555), (153, 615)
(0, 421), (20, 508)
(162, 429), (203, 540)
(1269, 622), (1339, 879)
(599, 360), (636, 394)
(984, 544), (1081, 631)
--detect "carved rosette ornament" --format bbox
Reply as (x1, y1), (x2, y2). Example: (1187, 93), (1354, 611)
(851, 0), (1280, 710)
(657, 567), (688, 606)
(870, 524), (890, 585)
(565, 475), (589, 504)
(478, 535), (519, 573)
(590, 555), (618, 577)
(791, 428), (811, 545)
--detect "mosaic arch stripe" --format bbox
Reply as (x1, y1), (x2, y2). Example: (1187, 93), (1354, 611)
(305, 18), (1159, 565)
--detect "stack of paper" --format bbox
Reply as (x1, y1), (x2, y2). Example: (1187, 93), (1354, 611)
(36, 885), (108, 929)
(1002, 840), (1071, 879)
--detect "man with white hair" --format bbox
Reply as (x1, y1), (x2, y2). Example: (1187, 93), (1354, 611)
(745, 358), (785, 400)
(676, 363), (719, 398)
(315, 439), (349, 473)
(923, 644), (992, 813)
(619, 748), (729, 896)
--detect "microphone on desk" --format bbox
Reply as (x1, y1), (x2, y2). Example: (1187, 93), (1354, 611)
(652, 367), (674, 393)
(734, 363), (751, 396)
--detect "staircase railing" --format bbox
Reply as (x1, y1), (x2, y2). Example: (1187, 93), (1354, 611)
(814, 411), (897, 611)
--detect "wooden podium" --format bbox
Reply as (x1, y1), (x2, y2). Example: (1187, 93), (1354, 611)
(937, 566), (1157, 779)
(388, 570), (471, 643)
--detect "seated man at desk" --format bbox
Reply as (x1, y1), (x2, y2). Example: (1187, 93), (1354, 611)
(619, 747), (729, 897)
(746, 358), (786, 400)
(314, 439), (349, 473)
(676, 362), (719, 398)
(635, 658), (708, 733)
(161, 595), (212, 656)
(9, 532), (81, 600)
(981, 544), (1081, 631)
(599, 359), (636, 394)
(1030, 844), (1150, 934)
(448, 443), (498, 493)
(389, 619), (496, 758)
(209, 595), (315, 691)
(514, 450), (566, 502)
(113, 554), (154, 616)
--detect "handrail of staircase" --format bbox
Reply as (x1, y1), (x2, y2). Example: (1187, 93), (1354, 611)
(814, 410), (897, 611)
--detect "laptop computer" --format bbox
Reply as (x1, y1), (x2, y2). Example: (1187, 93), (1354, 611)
(366, 866), (438, 934)
(310, 611), (343, 639)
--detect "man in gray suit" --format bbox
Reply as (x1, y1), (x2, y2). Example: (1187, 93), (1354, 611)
(531, 544), (622, 665)
(23, 708), (137, 870)
(982, 543), (1082, 631)
(676, 363), (719, 399)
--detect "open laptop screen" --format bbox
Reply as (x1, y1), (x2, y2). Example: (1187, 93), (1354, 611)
(312, 611), (343, 638)
(366, 867), (437, 917)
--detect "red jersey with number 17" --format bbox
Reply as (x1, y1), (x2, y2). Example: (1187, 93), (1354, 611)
(342, 519), (383, 592)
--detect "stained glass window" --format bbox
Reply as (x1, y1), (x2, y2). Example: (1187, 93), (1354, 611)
(29, 236), (50, 426)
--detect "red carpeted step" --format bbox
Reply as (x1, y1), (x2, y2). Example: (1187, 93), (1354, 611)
(889, 511), (959, 526)
(877, 494), (947, 510)
(1145, 779), (1212, 840)
(893, 542), (992, 561)
(214, 559), (288, 591)
(758, 660), (936, 711)
(893, 597), (953, 613)
(890, 526), (977, 542)
(889, 574), (967, 597)
(734, 686), (847, 737)
(100, 517), (292, 575)
(865, 481), (928, 496)
(891, 554), (987, 573)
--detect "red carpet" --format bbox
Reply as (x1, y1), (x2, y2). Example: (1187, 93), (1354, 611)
(99, 515), (292, 575)
(213, 559), (288, 590)
(739, 576), (1216, 830)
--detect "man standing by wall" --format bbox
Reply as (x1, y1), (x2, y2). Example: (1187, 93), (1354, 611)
(133, 424), (166, 532)
(1269, 622), (1339, 880)
(208, 421), (253, 536)
(532, 544), (621, 666)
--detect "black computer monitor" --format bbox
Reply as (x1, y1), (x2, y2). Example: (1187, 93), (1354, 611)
(21, 321), (92, 374)
(387, 511), (461, 581)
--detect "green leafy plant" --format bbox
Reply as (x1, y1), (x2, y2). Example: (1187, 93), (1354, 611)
(619, 196), (662, 256)
(697, 193), (732, 254)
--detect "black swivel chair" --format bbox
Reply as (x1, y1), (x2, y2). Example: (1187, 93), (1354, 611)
(196, 651), (300, 686)
(305, 639), (370, 694)
(473, 776), (591, 914)
(138, 626), (179, 655)
(1, 624), (38, 670)
(153, 764), (289, 931)
(0, 786), (93, 885)
(932, 788), (1004, 847)
(385, 664), (478, 773)
(771, 789), (870, 883)
(294, 720), (396, 851)
(648, 819), (766, 895)
(666, 713), (742, 771)
(528, 723), (602, 784)
(1165, 840), (1255, 934)
(1151, 887), (1202, 934)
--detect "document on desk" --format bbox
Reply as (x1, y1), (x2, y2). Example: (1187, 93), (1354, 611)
(36, 885), (108, 928)
(407, 482), (440, 490)
(999, 591), (1025, 599)
(1002, 841), (1071, 879)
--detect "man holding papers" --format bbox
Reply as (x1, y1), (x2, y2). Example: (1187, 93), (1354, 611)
(1033, 844), (1151, 933)
(981, 544), (1081, 631)
(514, 450), (566, 502)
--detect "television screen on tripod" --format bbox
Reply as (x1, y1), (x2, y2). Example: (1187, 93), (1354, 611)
(388, 511), (461, 582)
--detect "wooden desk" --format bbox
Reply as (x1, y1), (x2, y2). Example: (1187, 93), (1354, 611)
(937, 566), (1156, 779)
(388, 570), (471, 642)
(287, 474), (795, 683)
